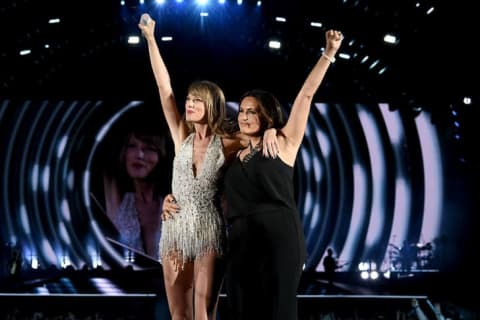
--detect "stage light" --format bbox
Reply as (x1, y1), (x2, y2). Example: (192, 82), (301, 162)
(368, 59), (380, 70)
(378, 67), (388, 75)
(31, 255), (39, 269)
(61, 255), (72, 268)
(19, 49), (31, 56)
(358, 261), (379, 280)
(268, 40), (281, 49)
(124, 249), (135, 263)
(383, 270), (391, 279)
(338, 52), (351, 60)
(92, 253), (103, 269)
(383, 33), (399, 45)
(360, 271), (369, 280)
(462, 97), (471, 105)
(128, 35), (141, 45)
(48, 18), (61, 24)
(358, 262), (369, 271)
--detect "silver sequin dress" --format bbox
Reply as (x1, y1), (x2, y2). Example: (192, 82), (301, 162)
(112, 192), (144, 253)
(112, 192), (162, 261)
(160, 133), (226, 263)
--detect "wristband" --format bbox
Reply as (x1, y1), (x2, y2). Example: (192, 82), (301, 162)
(322, 52), (336, 63)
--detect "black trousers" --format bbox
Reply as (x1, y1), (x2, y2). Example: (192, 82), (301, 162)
(225, 210), (306, 320)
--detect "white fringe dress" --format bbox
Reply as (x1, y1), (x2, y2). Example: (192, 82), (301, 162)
(160, 133), (226, 265)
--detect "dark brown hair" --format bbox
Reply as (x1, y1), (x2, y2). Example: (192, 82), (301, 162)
(239, 89), (285, 133)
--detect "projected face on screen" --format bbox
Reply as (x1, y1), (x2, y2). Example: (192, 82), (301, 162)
(0, 99), (468, 274)
(93, 107), (169, 265)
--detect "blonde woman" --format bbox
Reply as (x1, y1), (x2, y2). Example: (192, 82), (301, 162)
(139, 14), (277, 320)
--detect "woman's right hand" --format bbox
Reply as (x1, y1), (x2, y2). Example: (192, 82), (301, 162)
(161, 194), (180, 221)
(138, 13), (155, 40)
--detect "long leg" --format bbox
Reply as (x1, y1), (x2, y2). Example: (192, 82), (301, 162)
(163, 253), (195, 320)
(193, 252), (225, 320)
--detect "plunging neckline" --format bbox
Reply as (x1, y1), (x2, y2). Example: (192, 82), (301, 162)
(191, 134), (215, 179)
(239, 139), (262, 165)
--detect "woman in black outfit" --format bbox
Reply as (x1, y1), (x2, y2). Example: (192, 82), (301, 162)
(223, 29), (343, 320)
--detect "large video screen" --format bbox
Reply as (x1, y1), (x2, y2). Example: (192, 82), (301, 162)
(0, 99), (475, 276)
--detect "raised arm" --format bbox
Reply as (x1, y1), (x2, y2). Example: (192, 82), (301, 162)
(138, 14), (187, 150)
(281, 29), (343, 156)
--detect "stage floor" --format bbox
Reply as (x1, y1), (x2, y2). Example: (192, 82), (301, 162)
(1, 269), (478, 319)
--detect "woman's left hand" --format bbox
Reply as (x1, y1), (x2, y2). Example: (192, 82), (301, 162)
(262, 128), (279, 158)
(161, 194), (180, 221)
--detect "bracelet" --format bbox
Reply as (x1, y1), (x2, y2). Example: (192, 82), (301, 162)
(322, 52), (336, 63)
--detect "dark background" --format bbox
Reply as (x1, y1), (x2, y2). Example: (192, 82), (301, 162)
(0, 0), (477, 105)
(0, 0), (478, 310)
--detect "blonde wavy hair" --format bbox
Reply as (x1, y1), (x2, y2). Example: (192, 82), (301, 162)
(185, 80), (229, 135)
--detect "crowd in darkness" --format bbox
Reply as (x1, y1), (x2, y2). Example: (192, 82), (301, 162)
(1, 296), (473, 320)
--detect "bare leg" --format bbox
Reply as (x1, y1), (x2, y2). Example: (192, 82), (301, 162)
(193, 252), (225, 320)
(163, 255), (194, 320)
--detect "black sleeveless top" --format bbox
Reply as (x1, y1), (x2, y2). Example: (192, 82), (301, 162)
(224, 151), (297, 220)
